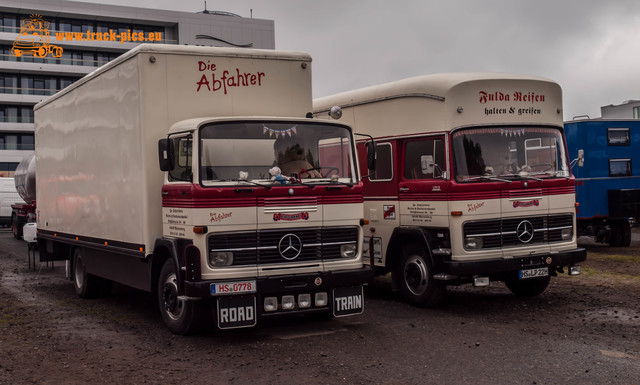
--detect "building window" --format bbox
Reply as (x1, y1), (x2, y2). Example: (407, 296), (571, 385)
(1, 73), (81, 95)
(634, 107), (640, 119)
(609, 159), (632, 177)
(0, 13), (18, 33)
(607, 127), (630, 145)
(370, 143), (393, 181)
(0, 162), (19, 177)
(0, 133), (34, 150)
(0, 75), (17, 94)
(0, 105), (33, 123)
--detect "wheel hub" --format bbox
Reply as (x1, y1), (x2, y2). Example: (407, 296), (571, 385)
(404, 255), (428, 296)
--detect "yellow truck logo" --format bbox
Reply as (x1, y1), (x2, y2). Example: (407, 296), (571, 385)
(11, 14), (63, 58)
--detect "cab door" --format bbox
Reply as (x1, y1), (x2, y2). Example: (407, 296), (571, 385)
(398, 136), (449, 228)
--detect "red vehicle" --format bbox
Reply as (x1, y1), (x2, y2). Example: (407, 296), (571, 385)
(315, 73), (586, 305)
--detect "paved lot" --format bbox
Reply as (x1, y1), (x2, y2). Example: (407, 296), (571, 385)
(1, 229), (639, 384)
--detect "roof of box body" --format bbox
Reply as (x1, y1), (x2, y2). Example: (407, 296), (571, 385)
(314, 72), (555, 113)
(36, 44), (311, 110)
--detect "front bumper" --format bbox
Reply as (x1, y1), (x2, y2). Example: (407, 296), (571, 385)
(441, 247), (587, 277)
(184, 266), (373, 298)
(184, 267), (373, 329)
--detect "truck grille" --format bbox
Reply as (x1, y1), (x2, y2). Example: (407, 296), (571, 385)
(463, 214), (573, 249)
(208, 226), (359, 266)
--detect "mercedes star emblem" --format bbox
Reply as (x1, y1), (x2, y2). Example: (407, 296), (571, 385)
(516, 220), (535, 243)
(278, 233), (303, 260)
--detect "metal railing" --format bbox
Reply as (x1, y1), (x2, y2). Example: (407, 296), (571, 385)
(0, 86), (60, 95)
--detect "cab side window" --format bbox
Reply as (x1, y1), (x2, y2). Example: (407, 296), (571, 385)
(369, 142), (392, 181)
(404, 138), (445, 179)
(168, 135), (193, 182)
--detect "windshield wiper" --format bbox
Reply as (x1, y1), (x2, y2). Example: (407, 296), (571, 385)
(288, 179), (316, 188)
(530, 171), (571, 180)
(328, 181), (354, 188)
(220, 179), (272, 190)
(497, 173), (544, 182)
(463, 175), (512, 183)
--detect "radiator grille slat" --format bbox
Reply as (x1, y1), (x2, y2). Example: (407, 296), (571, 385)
(463, 214), (573, 249)
(209, 227), (359, 266)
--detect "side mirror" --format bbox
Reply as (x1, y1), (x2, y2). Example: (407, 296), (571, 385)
(366, 140), (377, 171)
(158, 138), (175, 171)
(577, 149), (584, 167)
(421, 155), (434, 174)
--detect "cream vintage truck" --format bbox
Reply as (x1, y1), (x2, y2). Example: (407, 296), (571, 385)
(33, 44), (372, 334)
(314, 73), (586, 306)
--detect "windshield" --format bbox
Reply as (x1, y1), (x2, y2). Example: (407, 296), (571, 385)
(452, 127), (570, 182)
(199, 121), (356, 185)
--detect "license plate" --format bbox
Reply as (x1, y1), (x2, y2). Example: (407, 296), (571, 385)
(519, 267), (549, 280)
(217, 295), (257, 329)
(333, 285), (364, 317)
(210, 280), (256, 295)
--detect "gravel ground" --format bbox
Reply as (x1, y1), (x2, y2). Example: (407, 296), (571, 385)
(0, 229), (638, 384)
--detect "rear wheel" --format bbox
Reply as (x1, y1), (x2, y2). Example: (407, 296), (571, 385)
(158, 259), (202, 335)
(394, 243), (445, 306)
(73, 248), (100, 298)
(620, 220), (632, 247)
(11, 213), (21, 240)
(608, 222), (622, 246)
(505, 275), (550, 297)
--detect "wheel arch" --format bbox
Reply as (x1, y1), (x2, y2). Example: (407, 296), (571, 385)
(152, 238), (193, 295)
(385, 227), (433, 273)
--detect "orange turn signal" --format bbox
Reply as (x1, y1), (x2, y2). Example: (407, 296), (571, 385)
(450, 211), (463, 216)
(193, 226), (208, 234)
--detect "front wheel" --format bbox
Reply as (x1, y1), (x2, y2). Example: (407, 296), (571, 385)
(504, 275), (550, 297)
(158, 259), (202, 335)
(394, 243), (445, 306)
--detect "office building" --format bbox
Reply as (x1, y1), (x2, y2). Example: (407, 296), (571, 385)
(0, 0), (275, 176)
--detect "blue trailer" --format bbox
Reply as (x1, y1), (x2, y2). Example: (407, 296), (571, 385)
(564, 119), (640, 246)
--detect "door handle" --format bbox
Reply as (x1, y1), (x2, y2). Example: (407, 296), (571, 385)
(399, 187), (410, 192)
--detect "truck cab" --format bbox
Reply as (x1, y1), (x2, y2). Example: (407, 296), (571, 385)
(315, 73), (586, 306)
(155, 117), (371, 331)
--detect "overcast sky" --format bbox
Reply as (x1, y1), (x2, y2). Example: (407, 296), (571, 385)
(78, 0), (640, 120)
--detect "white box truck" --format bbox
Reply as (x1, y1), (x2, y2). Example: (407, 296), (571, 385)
(0, 177), (24, 227)
(34, 44), (372, 334)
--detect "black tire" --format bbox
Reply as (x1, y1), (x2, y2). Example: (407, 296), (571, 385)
(505, 275), (550, 297)
(11, 213), (22, 240)
(608, 222), (622, 246)
(394, 243), (445, 306)
(620, 220), (632, 247)
(158, 259), (202, 335)
(73, 248), (100, 299)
